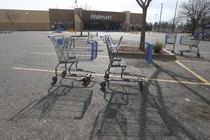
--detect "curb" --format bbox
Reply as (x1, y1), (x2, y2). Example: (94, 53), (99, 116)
(113, 48), (176, 61)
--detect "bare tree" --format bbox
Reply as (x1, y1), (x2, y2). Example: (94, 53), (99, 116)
(74, 1), (92, 36)
(136, 0), (152, 50)
(179, 0), (210, 35)
(5, 11), (18, 29)
(168, 17), (182, 32)
(74, 8), (84, 36)
(199, 0), (210, 37)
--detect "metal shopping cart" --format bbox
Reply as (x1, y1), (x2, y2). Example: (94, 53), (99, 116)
(100, 35), (152, 90)
(164, 32), (177, 53)
(179, 35), (202, 57)
(49, 35), (98, 84)
(101, 35), (123, 52)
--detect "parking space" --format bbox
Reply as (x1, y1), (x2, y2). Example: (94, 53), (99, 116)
(0, 31), (210, 139)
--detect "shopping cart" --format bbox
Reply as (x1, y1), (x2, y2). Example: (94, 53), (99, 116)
(164, 32), (177, 53)
(179, 35), (202, 57)
(100, 35), (151, 90)
(100, 35), (123, 52)
(49, 35), (98, 84)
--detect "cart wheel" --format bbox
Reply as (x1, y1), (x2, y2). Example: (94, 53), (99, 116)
(171, 50), (174, 53)
(100, 87), (106, 93)
(61, 71), (66, 78)
(197, 53), (200, 57)
(104, 73), (109, 79)
(51, 81), (56, 86)
(138, 82), (143, 91)
(52, 76), (57, 83)
(62, 71), (67, 75)
(100, 81), (106, 88)
(82, 77), (90, 83)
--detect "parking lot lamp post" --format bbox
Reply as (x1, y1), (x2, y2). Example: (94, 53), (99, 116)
(26, 12), (29, 30)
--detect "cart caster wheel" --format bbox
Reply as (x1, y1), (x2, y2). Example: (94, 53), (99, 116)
(52, 76), (57, 83)
(61, 71), (66, 78)
(100, 81), (106, 88)
(62, 71), (67, 75)
(197, 53), (200, 57)
(138, 82), (143, 91)
(81, 77), (91, 87)
(100, 87), (106, 92)
(51, 81), (56, 86)
(171, 50), (174, 53)
(104, 73), (109, 79)
(82, 77), (90, 83)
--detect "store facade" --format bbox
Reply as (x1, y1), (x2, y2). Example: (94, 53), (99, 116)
(0, 8), (142, 32)
(48, 8), (142, 32)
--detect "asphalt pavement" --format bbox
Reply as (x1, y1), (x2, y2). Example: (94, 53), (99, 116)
(0, 31), (210, 140)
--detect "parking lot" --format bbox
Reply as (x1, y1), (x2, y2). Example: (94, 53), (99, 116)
(0, 31), (210, 140)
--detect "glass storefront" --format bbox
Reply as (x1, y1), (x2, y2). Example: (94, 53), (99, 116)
(83, 21), (123, 31)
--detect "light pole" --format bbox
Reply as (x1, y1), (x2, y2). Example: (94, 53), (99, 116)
(26, 12), (28, 30)
(74, 0), (78, 8)
(158, 3), (163, 32)
(172, 0), (178, 32)
(155, 14), (157, 23)
(154, 14), (158, 31)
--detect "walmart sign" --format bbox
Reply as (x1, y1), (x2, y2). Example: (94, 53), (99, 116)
(90, 14), (112, 20)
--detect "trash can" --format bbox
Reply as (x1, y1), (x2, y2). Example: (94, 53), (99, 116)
(145, 42), (153, 64)
(194, 32), (200, 39)
(58, 28), (63, 33)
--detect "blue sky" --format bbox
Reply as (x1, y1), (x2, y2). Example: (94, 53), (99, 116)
(0, 0), (186, 23)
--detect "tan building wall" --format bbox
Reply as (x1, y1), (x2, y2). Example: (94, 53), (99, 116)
(0, 9), (142, 32)
(130, 13), (142, 30)
(49, 9), (74, 31)
(0, 9), (50, 30)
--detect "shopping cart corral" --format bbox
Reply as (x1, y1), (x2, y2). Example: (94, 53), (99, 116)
(179, 35), (202, 57)
(100, 35), (152, 90)
(48, 35), (98, 84)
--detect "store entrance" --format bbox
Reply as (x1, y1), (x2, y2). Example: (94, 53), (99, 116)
(84, 22), (106, 31)
(83, 21), (122, 31)
(108, 22), (122, 31)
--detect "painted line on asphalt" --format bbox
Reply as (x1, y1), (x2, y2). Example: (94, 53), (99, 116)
(29, 52), (55, 55)
(12, 67), (210, 86)
(148, 78), (210, 86)
(175, 60), (209, 84)
(178, 60), (210, 64)
(200, 51), (210, 54)
(13, 67), (55, 73)
(29, 52), (109, 57)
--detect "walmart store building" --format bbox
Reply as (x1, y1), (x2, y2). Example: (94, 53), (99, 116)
(0, 8), (142, 32)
